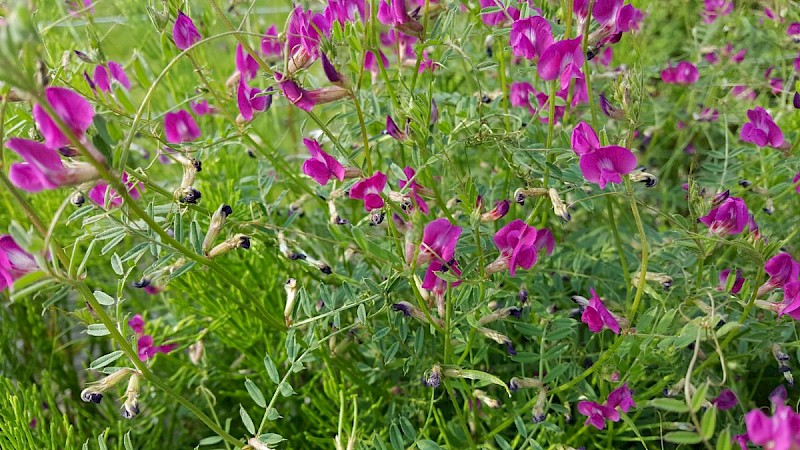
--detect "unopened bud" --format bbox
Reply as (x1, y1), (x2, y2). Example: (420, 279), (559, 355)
(599, 93), (625, 120)
(284, 278), (298, 326)
(481, 200), (510, 222)
(508, 377), (543, 392)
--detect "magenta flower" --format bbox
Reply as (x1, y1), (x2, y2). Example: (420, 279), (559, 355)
(571, 121), (600, 155)
(699, 197), (749, 236)
(758, 252), (800, 295)
(0, 235), (39, 291)
(577, 400), (619, 430)
(732, 85), (757, 100)
(538, 37), (585, 90)
(67, 0), (93, 16)
(93, 65), (110, 92)
(378, 0), (423, 36)
(325, 0), (367, 25)
(421, 259), (462, 292)
(301, 138), (345, 185)
(235, 44), (259, 81)
(741, 107), (785, 149)
(711, 389), (738, 411)
(399, 167), (430, 214)
(107, 61), (131, 90)
(164, 110), (201, 143)
(591, 0), (642, 34)
(386, 115), (408, 141)
(32, 87), (95, 149)
(789, 23), (800, 36)
(509, 16), (553, 62)
(190, 100), (214, 116)
(581, 288), (620, 334)
(364, 50), (389, 75)
(779, 282), (800, 320)
(578, 145), (637, 189)
(661, 61), (699, 85)
(418, 218), (462, 265)
(478, 0), (520, 27)
(492, 219), (540, 277)
(510, 82), (538, 114)
(92, 61), (130, 93)
(237, 78), (272, 121)
(534, 229), (555, 256)
(88, 172), (142, 208)
(718, 269), (745, 294)
(129, 315), (176, 361)
(277, 77), (315, 112)
(350, 172), (388, 211)
(607, 383), (636, 413)
(744, 389), (800, 450)
(702, 0), (733, 24)
(6, 138), (99, 192)
(261, 25), (282, 57)
(286, 6), (330, 73)
(173, 11), (202, 51)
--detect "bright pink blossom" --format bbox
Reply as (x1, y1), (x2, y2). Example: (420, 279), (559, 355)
(492, 220), (541, 277)
(6, 138), (99, 192)
(164, 110), (201, 143)
(325, 0), (367, 25)
(261, 25), (282, 57)
(571, 122), (600, 155)
(173, 11), (202, 50)
(32, 87), (95, 149)
(350, 172), (388, 211)
(378, 0), (423, 37)
(661, 61), (699, 85)
(744, 388), (800, 450)
(0, 235), (39, 291)
(190, 100), (214, 116)
(779, 282), (800, 320)
(538, 37), (585, 91)
(130, 316), (176, 361)
(509, 16), (553, 61)
(235, 44), (259, 81)
(418, 218), (462, 265)
(581, 288), (620, 334)
(607, 383), (636, 413)
(364, 50), (389, 75)
(421, 259), (462, 292)
(741, 107), (785, 149)
(88, 172), (143, 208)
(577, 400), (619, 430)
(399, 167), (429, 214)
(699, 197), (749, 236)
(237, 78), (272, 121)
(702, 0), (733, 24)
(478, 0), (520, 27)
(758, 253), (800, 295)
(718, 269), (745, 294)
(578, 146), (637, 189)
(301, 138), (345, 186)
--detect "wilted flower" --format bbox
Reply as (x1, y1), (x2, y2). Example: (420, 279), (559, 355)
(173, 11), (202, 50)
(0, 235), (39, 291)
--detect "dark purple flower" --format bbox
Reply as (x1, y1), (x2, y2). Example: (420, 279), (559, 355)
(581, 288), (620, 334)
(741, 107), (785, 149)
(607, 383), (636, 413)
(301, 138), (345, 185)
(173, 11), (202, 51)
(711, 389), (738, 411)
(32, 87), (95, 149)
(699, 197), (749, 236)
(164, 110), (201, 143)
(350, 172), (388, 211)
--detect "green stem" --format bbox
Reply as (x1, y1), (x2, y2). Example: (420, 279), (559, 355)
(606, 196), (632, 304)
(624, 178), (648, 323)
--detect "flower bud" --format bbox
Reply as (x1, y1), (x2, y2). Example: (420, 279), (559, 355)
(392, 301), (444, 327)
(481, 200), (510, 222)
(207, 234), (251, 258)
(284, 278), (298, 326)
(121, 372), (141, 419)
(81, 368), (134, 404)
(202, 204), (233, 253)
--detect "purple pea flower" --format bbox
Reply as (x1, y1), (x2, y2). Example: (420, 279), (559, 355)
(538, 37), (585, 91)
(577, 400), (619, 430)
(702, 0), (733, 24)
(190, 100), (214, 116)
(578, 145), (638, 189)
(364, 50), (389, 75)
(418, 218), (462, 265)
(261, 25), (282, 57)
(718, 269), (745, 294)
(779, 282), (800, 320)
(581, 288), (620, 334)
(128, 314), (145, 335)
(235, 44), (259, 81)
(129, 314), (176, 361)
(509, 16), (553, 62)
(276, 75), (350, 112)
(350, 172), (388, 211)
(0, 235), (39, 291)
(607, 383), (636, 413)
(509, 82), (538, 114)
(32, 87), (95, 149)
(88, 172), (142, 209)
(6, 138), (99, 192)
(421, 258), (462, 293)
(741, 107), (786, 149)
(286, 7), (330, 74)
(699, 197), (749, 236)
(173, 11), (202, 51)
(301, 138), (345, 185)
(478, 0), (520, 27)
(793, 92), (800, 109)
(744, 387), (800, 450)
(237, 78), (272, 122)
(571, 121), (601, 155)
(325, 0), (368, 25)
(661, 61), (699, 85)
(107, 62), (131, 90)
(377, 0), (423, 37)
(164, 110), (201, 144)
(399, 166), (430, 214)
(92, 61), (130, 93)
(93, 65), (110, 92)
(386, 115), (408, 141)
(491, 219), (541, 278)
(711, 389), (738, 411)
(758, 252), (800, 296)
